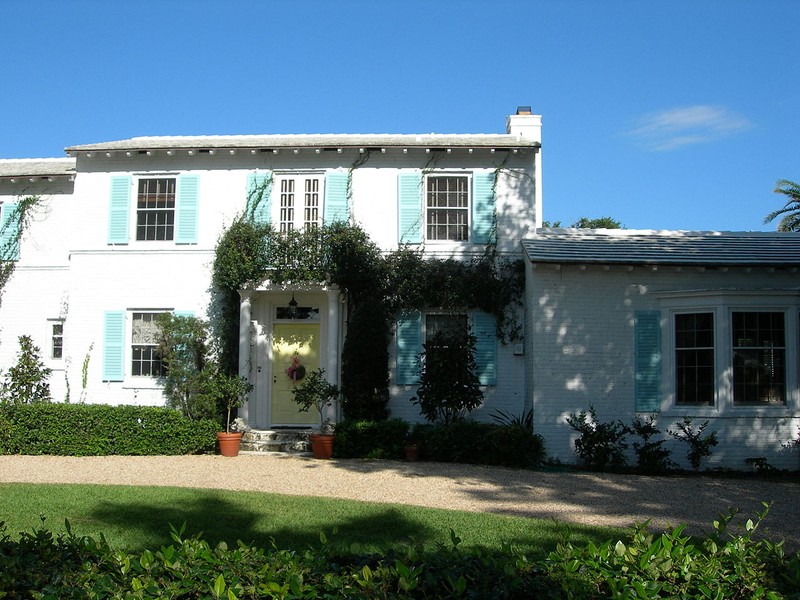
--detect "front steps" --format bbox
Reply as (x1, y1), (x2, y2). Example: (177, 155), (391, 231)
(240, 428), (313, 454)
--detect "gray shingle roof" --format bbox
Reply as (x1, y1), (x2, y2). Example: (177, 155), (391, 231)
(66, 133), (539, 152)
(0, 158), (76, 179)
(523, 229), (800, 267)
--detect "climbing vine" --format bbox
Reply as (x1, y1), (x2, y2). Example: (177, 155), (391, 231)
(0, 196), (44, 308)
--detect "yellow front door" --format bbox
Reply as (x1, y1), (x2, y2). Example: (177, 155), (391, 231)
(271, 322), (320, 426)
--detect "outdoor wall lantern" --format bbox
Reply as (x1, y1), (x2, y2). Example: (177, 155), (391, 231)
(287, 293), (298, 320)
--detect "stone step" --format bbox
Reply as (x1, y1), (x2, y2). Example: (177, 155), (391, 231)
(241, 429), (312, 454)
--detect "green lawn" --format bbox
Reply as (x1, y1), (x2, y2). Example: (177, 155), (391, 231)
(0, 483), (625, 556)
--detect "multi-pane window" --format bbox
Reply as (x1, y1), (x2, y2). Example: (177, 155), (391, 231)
(278, 175), (322, 232)
(732, 312), (785, 405)
(136, 178), (175, 241)
(675, 312), (715, 406)
(50, 321), (64, 360)
(131, 312), (166, 377)
(425, 314), (468, 347)
(426, 175), (469, 241)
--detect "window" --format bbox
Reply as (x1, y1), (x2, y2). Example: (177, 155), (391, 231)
(675, 313), (715, 406)
(50, 321), (64, 360)
(732, 311), (785, 405)
(277, 175), (322, 232)
(426, 175), (469, 241)
(131, 312), (166, 376)
(136, 178), (175, 241)
(425, 313), (468, 346)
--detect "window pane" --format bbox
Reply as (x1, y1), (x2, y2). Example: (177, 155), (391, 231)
(131, 312), (166, 377)
(675, 313), (715, 406)
(136, 178), (175, 241)
(426, 176), (469, 241)
(732, 312), (785, 404)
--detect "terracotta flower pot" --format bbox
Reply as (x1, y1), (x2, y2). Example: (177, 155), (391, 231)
(217, 431), (243, 457)
(310, 434), (335, 459)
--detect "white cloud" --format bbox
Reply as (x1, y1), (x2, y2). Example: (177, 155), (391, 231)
(625, 105), (753, 151)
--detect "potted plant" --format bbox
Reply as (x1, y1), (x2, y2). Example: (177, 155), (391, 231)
(290, 367), (339, 459)
(211, 370), (253, 457)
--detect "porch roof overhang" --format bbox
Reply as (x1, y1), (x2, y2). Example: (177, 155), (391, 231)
(523, 229), (800, 269)
(0, 158), (76, 181)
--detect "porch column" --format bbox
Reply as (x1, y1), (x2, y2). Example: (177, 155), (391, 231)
(238, 290), (253, 422)
(326, 287), (341, 385)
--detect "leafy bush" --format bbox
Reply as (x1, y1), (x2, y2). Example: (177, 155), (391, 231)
(412, 420), (546, 468)
(0, 335), (52, 404)
(565, 406), (630, 470)
(630, 416), (675, 474)
(0, 403), (217, 455)
(333, 418), (410, 459)
(412, 329), (483, 425)
(2, 509), (798, 598)
(669, 417), (719, 470)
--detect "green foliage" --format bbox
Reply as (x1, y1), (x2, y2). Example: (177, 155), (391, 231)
(157, 314), (251, 430)
(0, 403), (217, 455)
(630, 416), (676, 474)
(290, 368), (339, 430)
(0, 335), (52, 404)
(412, 329), (483, 425)
(341, 297), (390, 420)
(565, 406), (631, 470)
(571, 216), (624, 229)
(547, 503), (798, 598)
(5, 506), (796, 598)
(669, 417), (719, 470)
(332, 418), (410, 459)
(764, 178), (800, 232)
(411, 420), (546, 468)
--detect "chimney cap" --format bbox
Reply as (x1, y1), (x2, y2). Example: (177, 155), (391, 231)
(516, 106), (532, 115)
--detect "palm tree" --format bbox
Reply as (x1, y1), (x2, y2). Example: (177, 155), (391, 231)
(764, 179), (800, 232)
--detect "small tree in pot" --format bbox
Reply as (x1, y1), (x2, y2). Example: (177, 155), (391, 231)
(291, 367), (339, 458)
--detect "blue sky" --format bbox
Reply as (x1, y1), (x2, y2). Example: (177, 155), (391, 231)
(1, 0), (797, 231)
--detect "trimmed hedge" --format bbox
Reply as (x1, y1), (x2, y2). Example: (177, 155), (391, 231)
(0, 403), (217, 456)
(412, 420), (546, 468)
(334, 418), (410, 459)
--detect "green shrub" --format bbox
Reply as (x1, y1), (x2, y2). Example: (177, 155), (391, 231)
(412, 420), (546, 468)
(565, 405), (630, 470)
(669, 417), (719, 470)
(630, 416), (675, 474)
(0, 335), (52, 404)
(0, 403), (217, 455)
(333, 418), (409, 459)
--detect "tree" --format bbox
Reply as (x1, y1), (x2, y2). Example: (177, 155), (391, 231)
(571, 216), (623, 229)
(764, 179), (800, 232)
(0, 335), (52, 404)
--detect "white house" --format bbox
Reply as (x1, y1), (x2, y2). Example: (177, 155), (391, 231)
(1, 107), (798, 469)
(0, 108), (541, 431)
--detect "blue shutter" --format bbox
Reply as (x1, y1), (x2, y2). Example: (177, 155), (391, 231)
(247, 171), (272, 224)
(398, 172), (422, 244)
(324, 171), (349, 224)
(102, 311), (125, 382)
(175, 175), (199, 244)
(0, 203), (20, 261)
(635, 310), (662, 412)
(472, 171), (496, 244)
(173, 310), (195, 318)
(396, 311), (422, 385)
(108, 176), (131, 245)
(473, 311), (497, 385)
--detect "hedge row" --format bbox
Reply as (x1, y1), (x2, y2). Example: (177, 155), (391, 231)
(334, 418), (547, 468)
(0, 403), (217, 456)
(2, 511), (798, 598)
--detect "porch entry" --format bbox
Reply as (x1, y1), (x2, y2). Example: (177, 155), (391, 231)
(271, 322), (320, 426)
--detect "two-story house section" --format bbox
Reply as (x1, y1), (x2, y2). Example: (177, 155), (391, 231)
(0, 108), (542, 428)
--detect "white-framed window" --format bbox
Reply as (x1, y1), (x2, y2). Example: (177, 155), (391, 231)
(276, 174), (323, 232)
(131, 311), (166, 377)
(659, 292), (798, 413)
(425, 313), (469, 346)
(136, 178), (176, 241)
(425, 174), (470, 242)
(48, 319), (64, 360)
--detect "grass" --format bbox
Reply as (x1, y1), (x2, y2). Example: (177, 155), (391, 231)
(0, 483), (626, 556)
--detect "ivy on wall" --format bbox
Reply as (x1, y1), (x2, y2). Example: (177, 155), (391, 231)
(0, 196), (44, 308)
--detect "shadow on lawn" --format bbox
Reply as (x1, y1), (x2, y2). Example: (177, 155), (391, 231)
(86, 489), (441, 553)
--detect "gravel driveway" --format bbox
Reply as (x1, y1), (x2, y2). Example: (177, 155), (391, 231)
(0, 454), (797, 548)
